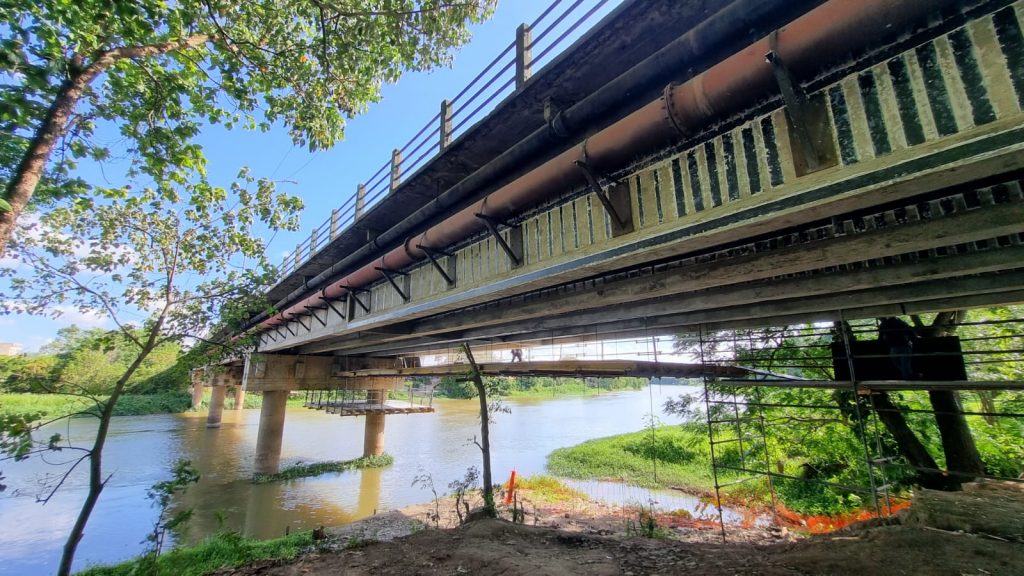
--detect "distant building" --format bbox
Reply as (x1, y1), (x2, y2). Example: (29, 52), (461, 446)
(0, 342), (23, 356)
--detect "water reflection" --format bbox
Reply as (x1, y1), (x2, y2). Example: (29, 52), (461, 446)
(0, 386), (703, 575)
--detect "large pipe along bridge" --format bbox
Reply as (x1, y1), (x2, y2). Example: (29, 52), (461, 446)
(196, 0), (1024, 477)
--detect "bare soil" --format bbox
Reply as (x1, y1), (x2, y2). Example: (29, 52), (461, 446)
(217, 482), (1024, 576)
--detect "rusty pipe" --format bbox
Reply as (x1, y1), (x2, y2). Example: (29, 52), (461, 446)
(262, 0), (955, 331)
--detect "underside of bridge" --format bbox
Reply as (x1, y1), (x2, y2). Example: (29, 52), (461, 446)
(207, 0), (1024, 478)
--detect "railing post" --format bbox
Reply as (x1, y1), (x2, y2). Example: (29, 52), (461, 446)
(330, 208), (339, 238)
(310, 228), (318, 253)
(440, 99), (453, 151)
(356, 183), (366, 219)
(293, 243), (302, 270)
(390, 148), (402, 194)
(515, 23), (533, 89)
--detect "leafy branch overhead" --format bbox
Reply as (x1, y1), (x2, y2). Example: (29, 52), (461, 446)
(0, 0), (496, 253)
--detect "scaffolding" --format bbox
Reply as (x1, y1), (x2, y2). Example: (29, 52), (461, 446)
(691, 308), (1024, 540)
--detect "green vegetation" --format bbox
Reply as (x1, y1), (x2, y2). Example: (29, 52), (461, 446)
(76, 530), (315, 576)
(434, 375), (647, 399)
(0, 392), (191, 419)
(548, 425), (736, 493)
(0, 327), (187, 396)
(253, 454), (394, 484)
(657, 308), (1024, 516)
(514, 474), (586, 504)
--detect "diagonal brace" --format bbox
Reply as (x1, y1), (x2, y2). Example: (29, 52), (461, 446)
(574, 160), (628, 229)
(765, 43), (821, 172)
(375, 266), (410, 301)
(417, 244), (455, 286)
(319, 292), (347, 320)
(475, 213), (520, 266)
(304, 305), (327, 327)
(345, 285), (371, 313)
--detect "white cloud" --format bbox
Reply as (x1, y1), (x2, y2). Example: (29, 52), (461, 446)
(50, 306), (112, 329)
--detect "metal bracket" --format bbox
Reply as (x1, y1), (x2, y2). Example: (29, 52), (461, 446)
(417, 244), (455, 286)
(765, 41), (821, 173)
(574, 160), (633, 235)
(375, 266), (410, 301)
(264, 330), (277, 342)
(475, 213), (521, 267)
(319, 292), (347, 320)
(345, 285), (371, 313)
(304, 306), (327, 327)
(293, 313), (311, 332)
(282, 321), (296, 337)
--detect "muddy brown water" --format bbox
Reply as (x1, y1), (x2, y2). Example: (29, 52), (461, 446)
(0, 386), (727, 575)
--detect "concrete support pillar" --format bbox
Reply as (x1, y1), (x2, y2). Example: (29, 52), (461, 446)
(206, 385), (226, 428)
(363, 413), (386, 458)
(363, 388), (386, 457)
(254, 390), (289, 475)
(234, 386), (246, 410)
(191, 383), (204, 409)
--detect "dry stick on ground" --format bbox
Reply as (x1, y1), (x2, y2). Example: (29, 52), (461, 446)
(461, 342), (496, 517)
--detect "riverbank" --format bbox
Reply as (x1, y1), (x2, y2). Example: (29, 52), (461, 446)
(0, 392), (193, 419)
(122, 478), (1022, 576)
(547, 424), (900, 519)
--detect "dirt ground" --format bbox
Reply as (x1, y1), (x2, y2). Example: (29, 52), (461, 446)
(218, 482), (1024, 576)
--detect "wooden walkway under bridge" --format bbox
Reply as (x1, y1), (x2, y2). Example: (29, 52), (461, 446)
(300, 360), (750, 417)
(331, 359), (751, 380)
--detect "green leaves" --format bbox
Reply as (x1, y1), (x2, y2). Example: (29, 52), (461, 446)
(2, 0), (494, 252)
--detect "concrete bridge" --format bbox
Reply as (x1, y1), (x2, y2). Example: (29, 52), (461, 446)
(199, 0), (1024, 476)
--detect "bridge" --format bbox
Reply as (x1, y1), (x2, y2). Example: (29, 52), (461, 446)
(195, 0), (1024, 478)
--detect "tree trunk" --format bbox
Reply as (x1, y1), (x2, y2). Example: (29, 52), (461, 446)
(0, 70), (95, 256)
(929, 390), (985, 481)
(977, 391), (998, 426)
(57, 340), (157, 576)
(872, 392), (955, 490)
(917, 311), (985, 484)
(461, 343), (496, 517)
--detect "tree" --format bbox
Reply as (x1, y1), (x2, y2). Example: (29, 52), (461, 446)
(461, 342), (499, 518)
(0, 0), (495, 254)
(0, 172), (301, 576)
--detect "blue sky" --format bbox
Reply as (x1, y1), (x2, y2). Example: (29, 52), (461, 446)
(2, 1), (624, 352)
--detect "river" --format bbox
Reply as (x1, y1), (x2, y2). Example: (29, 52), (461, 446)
(0, 386), (710, 575)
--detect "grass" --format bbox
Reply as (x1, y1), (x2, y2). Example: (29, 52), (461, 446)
(76, 530), (314, 576)
(547, 424), (719, 491)
(514, 474), (586, 504)
(253, 454), (394, 484)
(0, 392), (191, 420)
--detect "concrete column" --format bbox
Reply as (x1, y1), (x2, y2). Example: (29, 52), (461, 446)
(234, 386), (246, 410)
(363, 389), (386, 457)
(254, 390), (289, 475)
(363, 413), (386, 458)
(191, 383), (204, 409)
(206, 385), (226, 428)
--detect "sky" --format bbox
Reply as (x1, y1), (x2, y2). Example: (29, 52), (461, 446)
(2, 0), (626, 353)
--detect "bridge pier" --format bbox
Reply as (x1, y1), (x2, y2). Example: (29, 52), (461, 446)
(234, 386), (246, 410)
(254, 390), (288, 475)
(363, 390), (386, 457)
(190, 382), (204, 410)
(206, 384), (226, 428)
